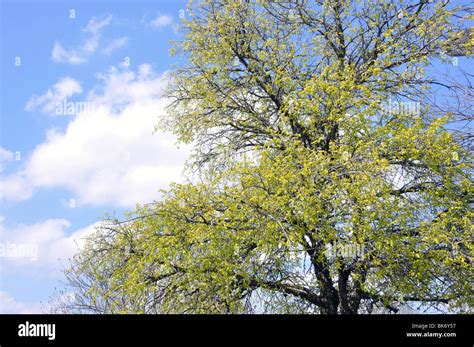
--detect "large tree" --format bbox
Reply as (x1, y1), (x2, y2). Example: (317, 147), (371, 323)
(53, 0), (473, 314)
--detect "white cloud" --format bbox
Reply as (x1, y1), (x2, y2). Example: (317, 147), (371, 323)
(51, 42), (87, 64)
(84, 15), (112, 36)
(0, 148), (14, 172)
(102, 36), (128, 55)
(0, 218), (98, 275)
(52, 15), (112, 64)
(25, 76), (83, 115)
(2, 64), (190, 207)
(0, 173), (33, 202)
(0, 218), (98, 313)
(150, 14), (173, 28)
(0, 291), (42, 313)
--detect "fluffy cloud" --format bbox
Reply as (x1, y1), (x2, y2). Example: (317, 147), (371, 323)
(84, 14), (112, 35)
(0, 218), (97, 313)
(150, 14), (173, 28)
(0, 218), (98, 275)
(0, 173), (32, 202)
(0, 147), (14, 172)
(2, 64), (189, 207)
(25, 76), (82, 115)
(52, 15), (112, 64)
(102, 36), (128, 55)
(0, 291), (42, 313)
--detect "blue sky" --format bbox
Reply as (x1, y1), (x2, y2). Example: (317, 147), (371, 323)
(0, 0), (190, 312)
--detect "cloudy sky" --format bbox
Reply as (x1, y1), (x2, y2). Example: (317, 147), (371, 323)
(0, 0), (189, 313)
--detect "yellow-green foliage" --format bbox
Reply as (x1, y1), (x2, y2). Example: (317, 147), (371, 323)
(63, 0), (473, 314)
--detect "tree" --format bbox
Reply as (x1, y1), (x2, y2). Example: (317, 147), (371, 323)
(54, 0), (473, 314)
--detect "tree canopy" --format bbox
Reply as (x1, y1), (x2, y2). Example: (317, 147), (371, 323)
(53, 0), (473, 314)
